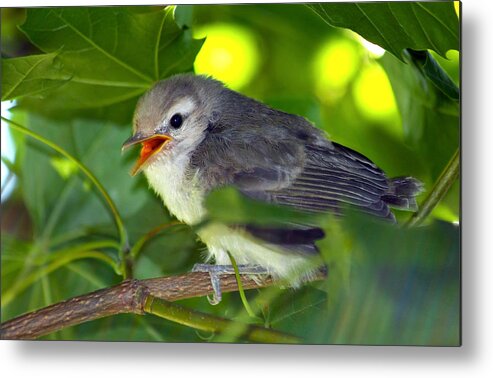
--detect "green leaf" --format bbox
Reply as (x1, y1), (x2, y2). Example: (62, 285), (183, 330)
(1, 52), (71, 101)
(268, 286), (330, 338)
(308, 2), (459, 60)
(19, 114), (148, 238)
(275, 214), (460, 345)
(174, 5), (194, 29)
(405, 49), (459, 101)
(218, 212), (460, 345)
(204, 187), (317, 227)
(379, 52), (459, 181)
(346, 219), (460, 346)
(15, 6), (203, 118)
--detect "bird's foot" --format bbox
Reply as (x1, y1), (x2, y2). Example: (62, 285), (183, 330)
(192, 264), (269, 305)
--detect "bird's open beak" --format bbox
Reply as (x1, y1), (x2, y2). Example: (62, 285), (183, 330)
(122, 133), (173, 176)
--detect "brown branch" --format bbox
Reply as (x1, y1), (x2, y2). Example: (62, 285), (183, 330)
(0, 271), (325, 340)
(1, 279), (147, 340)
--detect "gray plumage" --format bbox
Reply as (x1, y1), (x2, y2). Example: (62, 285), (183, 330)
(179, 74), (421, 218)
(124, 73), (423, 281)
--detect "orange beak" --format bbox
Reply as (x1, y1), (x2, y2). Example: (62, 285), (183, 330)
(122, 133), (173, 176)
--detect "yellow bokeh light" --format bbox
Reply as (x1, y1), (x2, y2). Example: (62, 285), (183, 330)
(50, 156), (78, 180)
(193, 23), (260, 90)
(352, 62), (398, 120)
(313, 38), (360, 99)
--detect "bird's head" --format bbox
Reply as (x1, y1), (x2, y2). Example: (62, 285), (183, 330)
(122, 74), (223, 175)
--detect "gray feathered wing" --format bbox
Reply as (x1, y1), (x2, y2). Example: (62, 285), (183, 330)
(233, 139), (425, 220)
(236, 143), (396, 220)
(234, 142), (422, 255)
(192, 123), (421, 255)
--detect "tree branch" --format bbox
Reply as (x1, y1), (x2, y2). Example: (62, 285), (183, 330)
(407, 148), (460, 227)
(0, 271), (325, 341)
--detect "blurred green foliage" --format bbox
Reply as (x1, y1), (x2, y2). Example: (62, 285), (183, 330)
(1, 3), (459, 345)
(309, 2), (459, 59)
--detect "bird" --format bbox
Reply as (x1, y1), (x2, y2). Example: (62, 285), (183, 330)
(122, 74), (423, 303)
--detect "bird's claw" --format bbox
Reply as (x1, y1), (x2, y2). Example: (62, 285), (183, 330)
(207, 271), (222, 305)
(192, 264), (223, 305)
(192, 264), (269, 305)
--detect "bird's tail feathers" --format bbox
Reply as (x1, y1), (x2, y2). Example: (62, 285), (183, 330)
(382, 176), (424, 212)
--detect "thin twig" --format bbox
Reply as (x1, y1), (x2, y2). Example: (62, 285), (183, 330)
(145, 296), (301, 344)
(407, 148), (460, 227)
(227, 251), (260, 320)
(1, 116), (131, 277)
(0, 270), (326, 341)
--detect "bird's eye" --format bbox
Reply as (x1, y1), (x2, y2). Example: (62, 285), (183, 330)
(170, 113), (183, 129)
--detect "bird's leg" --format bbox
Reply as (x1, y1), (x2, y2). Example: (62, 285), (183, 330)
(191, 264), (269, 305)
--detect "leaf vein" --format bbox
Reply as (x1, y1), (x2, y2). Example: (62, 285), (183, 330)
(3, 55), (52, 100)
(55, 12), (153, 83)
(411, 5), (440, 53)
(355, 3), (394, 54)
(154, 9), (169, 80)
(415, 2), (458, 40)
